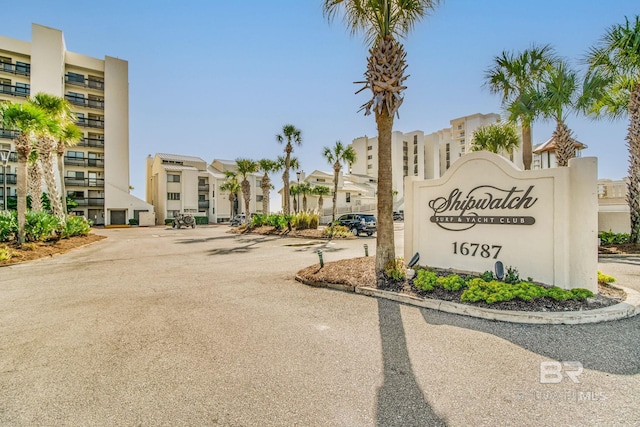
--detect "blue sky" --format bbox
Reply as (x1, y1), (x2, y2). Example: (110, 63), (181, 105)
(3, 1), (636, 202)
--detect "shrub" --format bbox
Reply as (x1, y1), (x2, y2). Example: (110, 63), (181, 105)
(63, 216), (92, 238)
(0, 246), (12, 261)
(25, 211), (62, 242)
(598, 230), (630, 245)
(323, 225), (350, 237)
(293, 212), (319, 230)
(504, 266), (521, 284)
(266, 214), (289, 230)
(251, 214), (267, 227)
(0, 210), (17, 242)
(480, 270), (494, 282)
(165, 218), (174, 225)
(461, 279), (594, 304)
(569, 288), (595, 300)
(385, 258), (405, 281)
(20, 242), (38, 251)
(597, 271), (616, 284)
(195, 216), (208, 225)
(413, 269), (438, 291)
(128, 218), (139, 226)
(436, 274), (467, 291)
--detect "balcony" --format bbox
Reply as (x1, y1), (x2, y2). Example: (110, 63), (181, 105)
(198, 200), (210, 209)
(77, 137), (105, 148)
(64, 177), (105, 187)
(76, 117), (104, 129)
(0, 62), (30, 76)
(65, 74), (104, 91)
(69, 197), (104, 207)
(64, 156), (105, 168)
(0, 128), (18, 140)
(198, 184), (210, 192)
(0, 173), (17, 185)
(65, 94), (104, 110)
(0, 84), (29, 98)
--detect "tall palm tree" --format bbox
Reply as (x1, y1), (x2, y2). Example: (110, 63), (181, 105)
(57, 122), (82, 214)
(1, 102), (48, 243)
(275, 124), (302, 215)
(290, 184), (301, 214)
(298, 182), (313, 212)
(324, 0), (439, 283)
(220, 171), (241, 220)
(28, 93), (73, 218)
(586, 15), (640, 242)
(485, 44), (557, 170)
(312, 185), (331, 217)
(27, 151), (44, 212)
(257, 158), (281, 215)
(235, 158), (258, 224)
(471, 121), (521, 156)
(322, 140), (357, 230)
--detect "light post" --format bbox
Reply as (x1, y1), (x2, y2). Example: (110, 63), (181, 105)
(0, 148), (11, 211)
(296, 170), (301, 214)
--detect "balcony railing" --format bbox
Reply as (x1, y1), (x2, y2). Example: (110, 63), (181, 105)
(64, 177), (105, 187)
(0, 62), (30, 76)
(198, 200), (210, 209)
(77, 137), (105, 148)
(69, 197), (104, 206)
(0, 152), (18, 162)
(0, 173), (17, 184)
(0, 84), (29, 98)
(76, 118), (104, 129)
(198, 184), (210, 191)
(64, 157), (105, 168)
(65, 94), (105, 110)
(65, 75), (104, 91)
(0, 128), (18, 140)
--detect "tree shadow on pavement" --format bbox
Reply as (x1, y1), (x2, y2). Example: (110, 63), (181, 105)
(205, 236), (277, 256)
(175, 234), (238, 244)
(599, 256), (640, 267)
(376, 299), (447, 427)
(420, 308), (640, 375)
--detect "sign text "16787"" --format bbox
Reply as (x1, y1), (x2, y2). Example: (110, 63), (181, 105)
(452, 242), (502, 259)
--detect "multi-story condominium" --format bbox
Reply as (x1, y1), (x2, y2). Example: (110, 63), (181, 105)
(0, 23), (152, 225)
(146, 153), (263, 224)
(350, 112), (519, 210)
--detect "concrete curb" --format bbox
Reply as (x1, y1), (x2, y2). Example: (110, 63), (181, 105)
(295, 275), (640, 325)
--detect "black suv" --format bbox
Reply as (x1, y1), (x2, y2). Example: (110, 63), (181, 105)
(336, 213), (377, 236)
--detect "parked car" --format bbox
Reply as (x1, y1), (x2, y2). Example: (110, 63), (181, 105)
(336, 213), (377, 236)
(393, 211), (404, 221)
(230, 214), (246, 226)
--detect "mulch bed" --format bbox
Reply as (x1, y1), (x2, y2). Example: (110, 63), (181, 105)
(297, 257), (626, 313)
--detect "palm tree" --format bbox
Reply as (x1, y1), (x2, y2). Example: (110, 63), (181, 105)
(257, 158), (281, 215)
(471, 121), (521, 157)
(530, 60), (584, 167)
(235, 158), (258, 224)
(275, 124), (302, 215)
(312, 185), (331, 218)
(485, 44), (557, 170)
(1, 102), (48, 243)
(299, 182), (313, 212)
(220, 171), (241, 221)
(276, 155), (300, 213)
(290, 184), (300, 214)
(322, 140), (356, 230)
(586, 15), (640, 242)
(28, 93), (73, 218)
(27, 151), (44, 211)
(324, 0), (439, 283)
(57, 122), (82, 214)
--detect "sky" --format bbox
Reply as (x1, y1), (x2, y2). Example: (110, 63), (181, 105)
(2, 1), (636, 205)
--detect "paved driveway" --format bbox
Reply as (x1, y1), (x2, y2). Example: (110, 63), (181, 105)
(0, 225), (638, 426)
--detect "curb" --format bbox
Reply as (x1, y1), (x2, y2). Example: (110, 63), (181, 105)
(295, 275), (640, 325)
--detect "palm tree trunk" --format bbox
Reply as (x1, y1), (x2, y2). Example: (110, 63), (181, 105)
(283, 149), (291, 215)
(375, 109), (396, 285)
(318, 195), (324, 216)
(261, 173), (270, 215)
(242, 179), (251, 223)
(553, 120), (575, 167)
(522, 123), (533, 170)
(39, 138), (64, 218)
(303, 193), (307, 212)
(627, 84), (640, 243)
(15, 133), (30, 244)
(28, 162), (43, 212)
(332, 166), (339, 229)
(229, 193), (235, 220)
(57, 147), (68, 214)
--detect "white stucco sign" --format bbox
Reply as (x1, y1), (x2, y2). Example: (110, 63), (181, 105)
(404, 152), (598, 292)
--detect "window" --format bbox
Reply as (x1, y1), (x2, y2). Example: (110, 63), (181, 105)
(211, 190), (215, 198)
(367, 164), (372, 169)
(256, 195), (264, 202)
(15, 62), (29, 75)
(198, 178), (206, 186)
(316, 178), (325, 182)
(167, 210), (180, 218)
(414, 135), (418, 144)
(367, 155), (372, 160)
(167, 192), (180, 200)
(67, 72), (85, 84)
(346, 192), (351, 203)
(67, 171), (84, 178)
(68, 191), (84, 198)
(67, 151), (84, 159)
(457, 124), (463, 130)
(67, 92), (85, 104)
(167, 174), (180, 183)
(15, 83), (29, 95)
(367, 145), (373, 151)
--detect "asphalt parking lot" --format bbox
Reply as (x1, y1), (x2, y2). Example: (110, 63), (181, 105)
(0, 224), (638, 426)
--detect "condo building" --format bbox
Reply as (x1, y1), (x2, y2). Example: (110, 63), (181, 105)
(0, 24), (152, 225)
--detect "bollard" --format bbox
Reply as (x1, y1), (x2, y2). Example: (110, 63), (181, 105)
(364, 244), (369, 257)
(317, 249), (324, 268)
